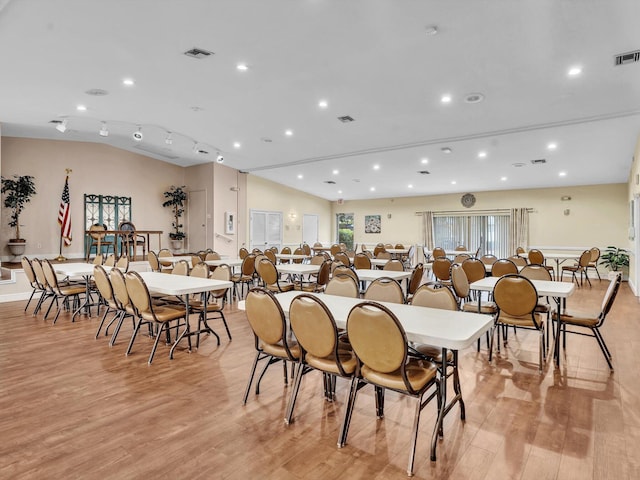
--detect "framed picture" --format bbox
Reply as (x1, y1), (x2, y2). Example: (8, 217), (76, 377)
(225, 211), (235, 235)
(365, 214), (381, 234)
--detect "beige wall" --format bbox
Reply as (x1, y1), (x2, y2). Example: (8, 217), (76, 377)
(332, 184), (629, 252)
(246, 175), (332, 246)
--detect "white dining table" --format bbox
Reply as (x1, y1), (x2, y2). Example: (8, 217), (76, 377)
(160, 255), (193, 264)
(138, 271), (233, 358)
(541, 252), (582, 279)
(469, 276), (576, 366)
(276, 263), (320, 288)
(276, 253), (311, 262)
(238, 290), (492, 461)
(369, 258), (389, 268)
(205, 258), (244, 267)
(54, 262), (111, 321)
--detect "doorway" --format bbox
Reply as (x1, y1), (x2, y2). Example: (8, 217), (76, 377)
(302, 214), (319, 246)
(187, 190), (207, 252)
(250, 210), (283, 252)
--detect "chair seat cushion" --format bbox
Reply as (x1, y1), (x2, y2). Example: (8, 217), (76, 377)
(58, 285), (86, 296)
(462, 301), (496, 314)
(498, 312), (543, 327)
(307, 349), (357, 375)
(141, 306), (186, 323)
(261, 340), (300, 360)
(362, 359), (437, 392)
(413, 344), (453, 364)
(266, 282), (294, 292)
(553, 310), (599, 327)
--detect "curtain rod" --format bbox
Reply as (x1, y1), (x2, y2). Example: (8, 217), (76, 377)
(414, 208), (534, 216)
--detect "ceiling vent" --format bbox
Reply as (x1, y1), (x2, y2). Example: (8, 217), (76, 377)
(184, 47), (214, 59)
(615, 50), (640, 65)
(338, 115), (355, 123)
(324, 180), (336, 184)
(85, 88), (109, 96)
(530, 159), (547, 165)
(418, 170), (431, 175)
(48, 119), (63, 124)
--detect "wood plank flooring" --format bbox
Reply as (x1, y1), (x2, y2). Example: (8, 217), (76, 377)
(1, 280), (639, 479)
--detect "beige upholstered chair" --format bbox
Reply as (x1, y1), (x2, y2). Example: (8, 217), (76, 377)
(301, 243), (311, 256)
(86, 223), (115, 261)
(148, 251), (161, 272)
(325, 274), (360, 298)
(242, 288), (300, 404)
(332, 265), (359, 285)
(115, 255), (129, 272)
(171, 259), (190, 276)
(334, 252), (351, 266)
(585, 247), (601, 281)
(41, 259), (86, 324)
(527, 249), (555, 280)
(507, 255), (528, 267)
(238, 247), (249, 259)
(383, 259), (404, 271)
(231, 254), (256, 299)
(561, 250), (592, 286)
(21, 256), (45, 313)
(258, 258), (295, 293)
(372, 243), (386, 257)
(158, 248), (173, 273)
(432, 247), (446, 259)
(30, 258), (54, 315)
(461, 257), (486, 285)
(491, 258), (518, 277)
(330, 244), (342, 256)
(339, 301), (439, 476)
(455, 245), (467, 251)
(432, 257), (452, 285)
(189, 263), (232, 343)
(125, 271), (188, 364)
(92, 253), (104, 265)
(298, 259), (331, 292)
(353, 252), (373, 270)
(453, 253), (470, 264)
(107, 267), (136, 347)
(375, 251), (392, 260)
(451, 264), (497, 314)
(363, 277), (404, 304)
(406, 263), (425, 301)
(553, 273), (621, 370)
(103, 254), (116, 267)
(491, 274), (546, 372)
(285, 294), (357, 423)
(479, 254), (498, 265)
(93, 264), (120, 341)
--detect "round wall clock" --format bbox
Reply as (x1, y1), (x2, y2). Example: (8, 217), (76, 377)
(461, 193), (476, 208)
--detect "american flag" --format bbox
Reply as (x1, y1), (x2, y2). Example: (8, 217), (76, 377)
(58, 176), (72, 246)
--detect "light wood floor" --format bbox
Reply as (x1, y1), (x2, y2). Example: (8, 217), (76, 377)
(1, 280), (639, 479)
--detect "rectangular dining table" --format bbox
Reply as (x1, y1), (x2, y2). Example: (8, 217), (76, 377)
(238, 290), (492, 461)
(541, 252), (582, 279)
(138, 271), (233, 358)
(54, 262), (110, 321)
(469, 276), (575, 366)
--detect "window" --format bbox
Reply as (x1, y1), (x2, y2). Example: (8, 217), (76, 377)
(433, 213), (510, 258)
(84, 194), (132, 256)
(336, 213), (354, 250)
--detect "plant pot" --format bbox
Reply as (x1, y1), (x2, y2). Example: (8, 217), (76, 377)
(170, 239), (184, 251)
(7, 241), (26, 257)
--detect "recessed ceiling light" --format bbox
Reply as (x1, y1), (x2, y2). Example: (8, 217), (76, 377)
(318, 100), (328, 108)
(559, 171), (567, 177)
(451, 180), (457, 185)
(568, 66), (582, 76)
(478, 151), (487, 158)
(464, 92), (485, 104)
(297, 174), (303, 179)
(500, 176), (507, 181)
(425, 25), (438, 36)
(408, 184), (413, 188)
(233, 142), (241, 149)
(236, 63), (249, 71)
(441, 94), (452, 103)
(547, 142), (557, 150)
(76, 105), (87, 111)
(122, 78), (135, 86)
(338, 190), (343, 194)
(421, 158), (429, 164)
(441, 147), (452, 154)
(373, 164), (380, 170)
(332, 169), (339, 175)
(370, 187), (376, 192)
(285, 129), (293, 136)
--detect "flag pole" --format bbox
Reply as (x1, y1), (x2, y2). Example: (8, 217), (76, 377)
(55, 169), (72, 262)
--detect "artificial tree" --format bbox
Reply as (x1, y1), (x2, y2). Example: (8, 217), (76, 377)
(1, 174), (37, 242)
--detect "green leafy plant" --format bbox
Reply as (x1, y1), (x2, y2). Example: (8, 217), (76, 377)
(1, 174), (37, 241)
(162, 185), (187, 240)
(599, 246), (629, 272)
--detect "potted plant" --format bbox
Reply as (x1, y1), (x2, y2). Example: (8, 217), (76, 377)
(599, 246), (630, 280)
(1, 174), (37, 256)
(162, 185), (187, 251)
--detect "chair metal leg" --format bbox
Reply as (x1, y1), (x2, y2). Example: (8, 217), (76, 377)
(337, 377), (361, 448)
(407, 395), (424, 477)
(242, 351), (262, 405)
(126, 317), (144, 356)
(284, 360), (305, 424)
(147, 322), (166, 364)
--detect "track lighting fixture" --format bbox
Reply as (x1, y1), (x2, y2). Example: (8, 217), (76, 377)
(99, 122), (109, 137)
(132, 126), (143, 141)
(165, 132), (173, 145)
(216, 153), (224, 163)
(55, 119), (68, 133)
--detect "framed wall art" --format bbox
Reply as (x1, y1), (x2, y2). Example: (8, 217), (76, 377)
(365, 214), (381, 234)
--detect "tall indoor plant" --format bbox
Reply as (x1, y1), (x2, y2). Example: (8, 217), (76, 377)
(1, 174), (37, 255)
(162, 185), (187, 250)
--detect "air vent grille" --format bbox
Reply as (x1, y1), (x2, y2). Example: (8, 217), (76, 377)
(418, 170), (431, 175)
(324, 180), (336, 184)
(338, 115), (355, 123)
(615, 50), (640, 65)
(49, 119), (63, 124)
(184, 47), (214, 59)
(530, 159), (546, 165)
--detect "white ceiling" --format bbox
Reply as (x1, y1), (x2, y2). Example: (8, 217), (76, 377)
(1, 0), (639, 201)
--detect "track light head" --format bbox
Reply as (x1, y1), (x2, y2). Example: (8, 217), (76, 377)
(132, 126), (143, 142)
(165, 132), (173, 145)
(55, 119), (68, 133)
(99, 122), (109, 137)
(216, 152), (224, 163)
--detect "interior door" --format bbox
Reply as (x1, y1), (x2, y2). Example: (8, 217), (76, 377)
(187, 189), (206, 251)
(250, 210), (282, 251)
(302, 214), (319, 245)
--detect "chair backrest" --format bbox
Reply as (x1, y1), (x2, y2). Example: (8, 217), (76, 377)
(578, 250), (591, 268)
(41, 259), (61, 291)
(89, 223), (107, 240)
(310, 254), (326, 266)
(325, 274), (360, 298)
(264, 249), (276, 264)
(93, 264), (115, 303)
(364, 277), (404, 304)
(432, 257), (452, 282)
(316, 260), (331, 287)
(376, 251), (392, 260)
(353, 253), (371, 270)
(516, 246), (526, 255)
(158, 248), (172, 267)
(241, 254), (256, 276)
(292, 247), (305, 263)
(373, 244), (386, 257)
(453, 253), (470, 264)
(480, 254), (498, 265)
(408, 263), (424, 295)
(110, 268), (130, 309)
(210, 264), (231, 299)
(172, 260), (190, 276)
(269, 246), (279, 254)
(118, 221), (136, 240)
(461, 257), (486, 283)
(116, 255), (129, 271)
(383, 259), (404, 271)
(600, 272), (622, 319)
(206, 251), (221, 261)
(93, 254), (104, 265)
(589, 247), (600, 263)
(395, 243), (405, 249)
(148, 251), (161, 271)
(104, 254), (116, 267)
(491, 258), (518, 277)
(125, 271), (152, 315)
(450, 263), (470, 299)
(190, 262), (209, 278)
(332, 265), (359, 284)
(410, 283), (458, 310)
(257, 258), (278, 286)
(508, 255), (528, 267)
(21, 257), (37, 285)
(455, 245), (466, 251)
(527, 249), (544, 265)
(290, 294), (342, 370)
(313, 242), (323, 248)
(253, 254), (268, 277)
(347, 302), (413, 391)
(238, 247), (249, 259)
(245, 288), (295, 359)
(334, 252), (351, 266)
(520, 264), (552, 281)
(280, 246), (291, 255)
(493, 274), (538, 318)
(301, 243), (311, 256)
(432, 247), (446, 259)
(190, 253), (202, 268)
(31, 258), (48, 289)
